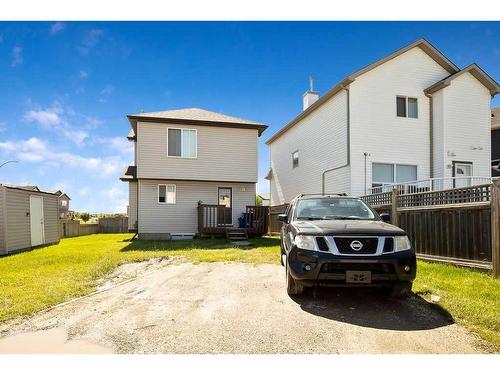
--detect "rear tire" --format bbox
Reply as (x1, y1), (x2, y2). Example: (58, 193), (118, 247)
(390, 281), (412, 298)
(286, 260), (304, 296)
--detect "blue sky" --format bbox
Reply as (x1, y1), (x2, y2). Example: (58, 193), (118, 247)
(0, 21), (499, 212)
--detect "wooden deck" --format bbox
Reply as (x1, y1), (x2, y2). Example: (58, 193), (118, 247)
(197, 205), (269, 237)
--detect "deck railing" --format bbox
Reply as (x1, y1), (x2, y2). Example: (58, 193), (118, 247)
(368, 176), (493, 195)
(197, 204), (269, 237)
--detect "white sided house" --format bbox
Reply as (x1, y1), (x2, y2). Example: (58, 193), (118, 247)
(266, 39), (500, 205)
(120, 108), (267, 239)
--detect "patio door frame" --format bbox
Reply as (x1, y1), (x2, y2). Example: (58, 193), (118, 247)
(217, 187), (233, 226)
(452, 161), (473, 188)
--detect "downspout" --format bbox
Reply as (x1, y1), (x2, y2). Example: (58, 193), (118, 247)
(321, 87), (350, 194)
(425, 92), (434, 179)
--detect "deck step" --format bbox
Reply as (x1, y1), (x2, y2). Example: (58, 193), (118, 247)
(226, 228), (249, 241)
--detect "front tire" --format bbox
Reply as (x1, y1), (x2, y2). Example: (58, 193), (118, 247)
(286, 260), (304, 296)
(390, 281), (412, 298)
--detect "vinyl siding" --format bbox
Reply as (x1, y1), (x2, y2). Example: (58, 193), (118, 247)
(5, 188), (31, 252)
(137, 121), (258, 182)
(128, 181), (138, 230)
(269, 89), (350, 205)
(0, 186), (5, 254)
(349, 46), (450, 196)
(138, 179), (256, 234)
(4, 189), (60, 253)
(438, 72), (492, 178)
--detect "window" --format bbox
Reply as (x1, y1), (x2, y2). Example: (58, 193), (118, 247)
(408, 98), (418, 119)
(61, 200), (67, 207)
(294, 198), (375, 221)
(372, 163), (417, 187)
(396, 96), (418, 119)
(167, 128), (197, 158)
(292, 150), (299, 168)
(158, 184), (176, 204)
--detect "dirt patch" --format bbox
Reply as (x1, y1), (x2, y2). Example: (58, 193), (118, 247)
(0, 262), (494, 354)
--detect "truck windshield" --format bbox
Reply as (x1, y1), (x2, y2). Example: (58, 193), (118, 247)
(295, 198), (376, 220)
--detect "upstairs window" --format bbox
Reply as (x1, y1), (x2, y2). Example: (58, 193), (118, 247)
(61, 200), (67, 207)
(396, 96), (418, 119)
(292, 150), (299, 168)
(168, 128), (197, 158)
(158, 184), (176, 204)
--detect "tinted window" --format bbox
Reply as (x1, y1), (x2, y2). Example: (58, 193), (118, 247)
(295, 198), (375, 220)
(396, 96), (406, 117)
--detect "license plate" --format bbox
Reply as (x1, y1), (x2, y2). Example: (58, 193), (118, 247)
(346, 270), (372, 284)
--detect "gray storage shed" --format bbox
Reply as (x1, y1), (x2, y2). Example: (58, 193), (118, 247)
(0, 184), (60, 255)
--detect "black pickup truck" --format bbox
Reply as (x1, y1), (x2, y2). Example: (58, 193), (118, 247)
(279, 194), (416, 297)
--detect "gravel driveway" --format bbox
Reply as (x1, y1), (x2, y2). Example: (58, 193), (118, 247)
(0, 261), (492, 354)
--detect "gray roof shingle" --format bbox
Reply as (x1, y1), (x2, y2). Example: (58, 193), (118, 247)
(130, 107), (265, 126)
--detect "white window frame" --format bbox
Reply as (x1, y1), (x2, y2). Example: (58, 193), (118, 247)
(158, 184), (176, 205)
(372, 162), (418, 187)
(167, 128), (198, 159)
(396, 96), (418, 119)
(292, 150), (299, 169)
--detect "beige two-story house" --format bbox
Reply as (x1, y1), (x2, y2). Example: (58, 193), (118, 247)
(120, 108), (267, 239)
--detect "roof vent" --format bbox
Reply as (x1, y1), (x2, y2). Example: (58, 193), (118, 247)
(303, 76), (319, 111)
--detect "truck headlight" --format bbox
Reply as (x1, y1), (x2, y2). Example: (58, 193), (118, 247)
(395, 235), (412, 252)
(294, 235), (318, 251)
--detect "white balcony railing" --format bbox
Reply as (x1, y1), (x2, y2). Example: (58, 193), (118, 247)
(368, 176), (495, 195)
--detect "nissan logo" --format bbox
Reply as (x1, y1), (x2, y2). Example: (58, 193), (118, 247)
(350, 240), (363, 251)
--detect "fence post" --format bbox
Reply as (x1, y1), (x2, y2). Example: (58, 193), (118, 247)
(391, 187), (399, 226)
(492, 180), (500, 277)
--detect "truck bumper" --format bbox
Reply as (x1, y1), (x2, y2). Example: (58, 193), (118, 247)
(287, 246), (417, 288)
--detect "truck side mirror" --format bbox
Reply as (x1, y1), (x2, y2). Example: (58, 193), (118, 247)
(278, 214), (288, 223)
(380, 213), (391, 223)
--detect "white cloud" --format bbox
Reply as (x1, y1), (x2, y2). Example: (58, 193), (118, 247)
(99, 84), (114, 103)
(24, 107), (62, 126)
(101, 184), (128, 213)
(78, 29), (105, 55)
(50, 22), (65, 35)
(79, 70), (89, 79)
(23, 102), (92, 146)
(11, 46), (23, 67)
(95, 136), (133, 157)
(0, 137), (125, 178)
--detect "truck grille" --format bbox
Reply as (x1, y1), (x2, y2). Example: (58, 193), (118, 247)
(333, 237), (378, 254)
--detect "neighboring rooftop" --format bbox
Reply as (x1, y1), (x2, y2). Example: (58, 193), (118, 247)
(0, 184), (57, 195)
(127, 107), (267, 136)
(120, 165), (137, 181)
(2, 184), (40, 191)
(266, 38), (498, 145)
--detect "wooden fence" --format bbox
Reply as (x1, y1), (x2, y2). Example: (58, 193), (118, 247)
(59, 216), (128, 238)
(98, 217), (129, 233)
(362, 180), (500, 276)
(60, 220), (99, 238)
(268, 204), (289, 235)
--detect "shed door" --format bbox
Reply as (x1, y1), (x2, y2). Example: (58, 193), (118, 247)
(30, 195), (45, 247)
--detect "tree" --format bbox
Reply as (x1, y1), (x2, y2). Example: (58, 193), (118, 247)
(80, 212), (91, 223)
(255, 194), (263, 206)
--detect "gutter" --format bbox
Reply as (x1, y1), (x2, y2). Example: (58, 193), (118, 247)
(425, 92), (434, 178)
(321, 87), (350, 194)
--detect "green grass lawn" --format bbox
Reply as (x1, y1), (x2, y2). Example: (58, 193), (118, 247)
(0, 233), (499, 349)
